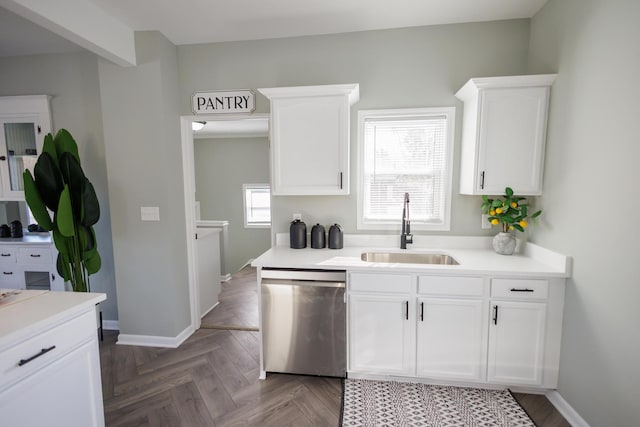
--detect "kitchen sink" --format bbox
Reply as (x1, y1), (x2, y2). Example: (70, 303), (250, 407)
(360, 252), (459, 265)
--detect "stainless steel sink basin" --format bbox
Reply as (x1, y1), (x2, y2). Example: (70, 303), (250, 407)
(361, 252), (459, 265)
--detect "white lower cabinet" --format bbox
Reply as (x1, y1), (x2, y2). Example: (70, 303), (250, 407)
(0, 294), (106, 426)
(349, 294), (414, 376)
(0, 243), (60, 291)
(348, 272), (564, 389)
(487, 301), (546, 385)
(416, 297), (485, 381)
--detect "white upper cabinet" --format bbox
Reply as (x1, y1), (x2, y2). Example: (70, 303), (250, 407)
(456, 75), (556, 195)
(258, 84), (359, 195)
(0, 96), (52, 201)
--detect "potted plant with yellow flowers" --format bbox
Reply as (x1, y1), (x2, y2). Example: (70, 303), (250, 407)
(481, 187), (542, 255)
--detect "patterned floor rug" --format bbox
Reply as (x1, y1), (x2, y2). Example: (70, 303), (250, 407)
(341, 379), (535, 427)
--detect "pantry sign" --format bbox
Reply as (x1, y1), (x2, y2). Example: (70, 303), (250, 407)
(192, 89), (255, 115)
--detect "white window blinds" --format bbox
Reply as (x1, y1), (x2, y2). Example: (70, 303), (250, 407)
(358, 108), (454, 230)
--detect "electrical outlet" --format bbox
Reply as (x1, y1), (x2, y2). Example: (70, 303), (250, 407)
(292, 213), (302, 221)
(481, 214), (491, 229)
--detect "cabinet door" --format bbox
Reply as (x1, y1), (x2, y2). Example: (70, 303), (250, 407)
(487, 300), (546, 385)
(476, 87), (548, 195)
(0, 340), (105, 426)
(349, 294), (414, 375)
(416, 297), (485, 381)
(0, 96), (52, 200)
(270, 95), (349, 195)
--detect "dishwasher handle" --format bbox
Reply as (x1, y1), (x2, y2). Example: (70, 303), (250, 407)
(261, 279), (345, 289)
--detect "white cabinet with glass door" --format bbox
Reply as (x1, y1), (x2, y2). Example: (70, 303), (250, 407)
(0, 96), (52, 201)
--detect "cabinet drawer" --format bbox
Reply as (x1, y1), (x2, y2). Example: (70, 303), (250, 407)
(18, 247), (53, 265)
(419, 276), (484, 297)
(0, 267), (22, 288)
(349, 273), (414, 294)
(0, 247), (16, 264)
(491, 278), (548, 300)
(0, 309), (95, 391)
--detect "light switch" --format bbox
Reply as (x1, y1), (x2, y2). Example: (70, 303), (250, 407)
(141, 206), (160, 221)
(481, 214), (491, 229)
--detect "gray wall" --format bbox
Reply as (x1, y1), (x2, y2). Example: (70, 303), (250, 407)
(178, 20), (531, 237)
(194, 137), (270, 273)
(98, 32), (190, 337)
(528, 0), (640, 425)
(0, 52), (118, 321)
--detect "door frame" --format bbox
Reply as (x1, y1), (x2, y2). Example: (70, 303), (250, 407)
(179, 113), (270, 333)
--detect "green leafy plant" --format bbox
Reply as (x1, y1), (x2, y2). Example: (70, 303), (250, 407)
(23, 129), (101, 292)
(481, 187), (541, 233)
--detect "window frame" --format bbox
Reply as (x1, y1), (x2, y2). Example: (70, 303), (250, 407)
(242, 183), (271, 229)
(356, 107), (455, 232)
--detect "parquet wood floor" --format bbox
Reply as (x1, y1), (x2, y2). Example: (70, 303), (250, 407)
(100, 266), (569, 426)
(200, 266), (258, 331)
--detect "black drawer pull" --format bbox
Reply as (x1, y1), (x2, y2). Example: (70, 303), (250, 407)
(510, 288), (534, 292)
(30, 254), (42, 258)
(3, 271), (13, 275)
(1, 253), (11, 257)
(404, 301), (409, 320)
(420, 302), (424, 322)
(18, 345), (56, 366)
(493, 305), (499, 325)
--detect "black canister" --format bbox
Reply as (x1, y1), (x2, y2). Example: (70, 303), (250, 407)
(310, 224), (326, 249)
(0, 224), (10, 238)
(289, 219), (307, 249)
(328, 224), (343, 249)
(9, 220), (22, 238)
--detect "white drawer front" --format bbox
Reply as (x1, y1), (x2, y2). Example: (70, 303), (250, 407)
(18, 247), (53, 265)
(0, 310), (95, 391)
(491, 278), (549, 300)
(418, 276), (484, 297)
(0, 247), (16, 264)
(349, 273), (414, 294)
(0, 267), (22, 289)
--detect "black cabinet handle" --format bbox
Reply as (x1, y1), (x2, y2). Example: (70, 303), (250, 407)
(0, 156), (6, 161)
(3, 271), (13, 275)
(1, 253), (11, 257)
(510, 288), (534, 292)
(339, 172), (343, 189)
(30, 254), (41, 258)
(420, 302), (424, 322)
(405, 301), (409, 320)
(493, 305), (499, 325)
(480, 171), (485, 189)
(18, 345), (56, 366)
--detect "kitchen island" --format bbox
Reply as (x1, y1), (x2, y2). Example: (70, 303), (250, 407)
(0, 289), (106, 426)
(252, 235), (571, 390)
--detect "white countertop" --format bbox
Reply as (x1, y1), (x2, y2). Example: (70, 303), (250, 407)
(252, 235), (571, 278)
(0, 233), (53, 245)
(0, 290), (106, 350)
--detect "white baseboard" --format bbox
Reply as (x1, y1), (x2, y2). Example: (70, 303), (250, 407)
(200, 301), (219, 318)
(221, 274), (232, 282)
(102, 320), (119, 330)
(116, 324), (194, 348)
(546, 390), (590, 427)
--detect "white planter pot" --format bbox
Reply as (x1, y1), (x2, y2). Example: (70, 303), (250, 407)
(492, 232), (516, 255)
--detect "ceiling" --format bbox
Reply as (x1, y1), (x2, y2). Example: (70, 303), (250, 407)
(1, 0), (547, 58)
(0, 7), (82, 57)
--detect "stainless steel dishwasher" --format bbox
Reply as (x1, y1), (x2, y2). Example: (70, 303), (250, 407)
(260, 268), (346, 377)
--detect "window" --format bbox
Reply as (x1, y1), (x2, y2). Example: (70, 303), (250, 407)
(357, 107), (455, 231)
(243, 184), (271, 228)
